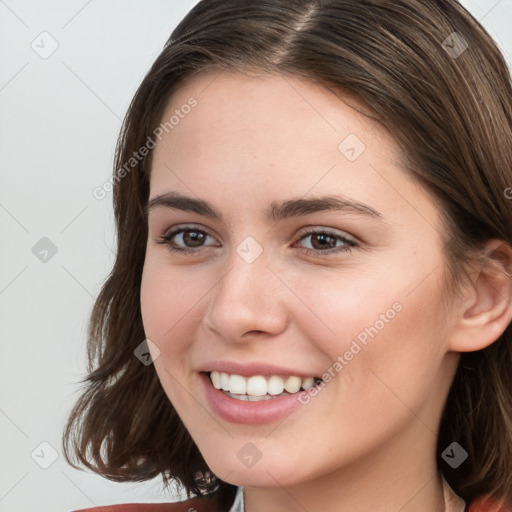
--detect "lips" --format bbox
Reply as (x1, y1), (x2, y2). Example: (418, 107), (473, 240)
(197, 362), (324, 424)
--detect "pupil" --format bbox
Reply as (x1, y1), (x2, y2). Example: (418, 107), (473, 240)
(312, 234), (335, 250)
(184, 230), (205, 247)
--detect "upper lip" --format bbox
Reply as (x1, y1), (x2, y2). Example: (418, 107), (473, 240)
(197, 360), (321, 378)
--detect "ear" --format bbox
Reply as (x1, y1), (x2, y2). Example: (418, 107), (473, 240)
(448, 239), (512, 353)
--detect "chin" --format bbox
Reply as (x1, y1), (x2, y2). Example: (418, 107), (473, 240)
(220, 467), (302, 489)
(200, 450), (308, 489)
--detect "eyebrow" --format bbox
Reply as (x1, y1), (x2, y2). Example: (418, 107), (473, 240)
(145, 191), (383, 222)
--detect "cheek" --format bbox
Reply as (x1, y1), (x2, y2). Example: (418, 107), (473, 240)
(343, 278), (447, 425)
(140, 257), (205, 412)
(140, 258), (204, 355)
(283, 257), (441, 357)
(140, 261), (168, 340)
(286, 249), (449, 406)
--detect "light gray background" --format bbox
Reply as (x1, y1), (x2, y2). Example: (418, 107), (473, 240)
(0, 1), (510, 511)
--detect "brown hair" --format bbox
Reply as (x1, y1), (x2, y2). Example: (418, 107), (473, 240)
(63, 0), (512, 506)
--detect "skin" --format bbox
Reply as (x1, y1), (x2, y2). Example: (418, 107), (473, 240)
(140, 71), (512, 512)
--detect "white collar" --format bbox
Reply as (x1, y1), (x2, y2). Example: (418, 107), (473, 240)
(228, 486), (244, 512)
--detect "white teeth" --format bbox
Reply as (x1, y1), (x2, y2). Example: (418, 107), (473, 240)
(226, 392), (276, 401)
(267, 375), (284, 395)
(220, 372), (230, 390)
(284, 376), (301, 393)
(229, 374), (247, 394)
(210, 371), (222, 389)
(302, 377), (315, 390)
(247, 376), (268, 396)
(209, 372), (321, 396)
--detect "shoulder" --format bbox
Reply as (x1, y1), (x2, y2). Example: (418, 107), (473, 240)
(468, 496), (512, 512)
(72, 495), (222, 512)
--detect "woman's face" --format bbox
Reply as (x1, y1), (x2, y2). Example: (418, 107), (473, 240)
(140, 71), (461, 488)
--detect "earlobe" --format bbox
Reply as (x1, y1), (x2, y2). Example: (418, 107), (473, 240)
(448, 240), (512, 353)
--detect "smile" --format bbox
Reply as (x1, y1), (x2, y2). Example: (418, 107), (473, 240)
(209, 371), (323, 401)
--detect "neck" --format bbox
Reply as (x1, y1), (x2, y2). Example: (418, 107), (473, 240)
(243, 421), (446, 512)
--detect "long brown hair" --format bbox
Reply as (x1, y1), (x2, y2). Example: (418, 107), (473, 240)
(63, 0), (512, 506)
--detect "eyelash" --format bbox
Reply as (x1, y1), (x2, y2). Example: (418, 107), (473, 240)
(157, 225), (358, 256)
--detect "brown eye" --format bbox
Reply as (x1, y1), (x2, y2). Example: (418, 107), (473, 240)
(157, 227), (218, 253)
(295, 229), (358, 255)
(308, 233), (338, 250)
(181, 230), (206, 247)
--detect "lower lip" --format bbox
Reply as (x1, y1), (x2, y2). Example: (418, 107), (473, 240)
(200, 372), (306, 425)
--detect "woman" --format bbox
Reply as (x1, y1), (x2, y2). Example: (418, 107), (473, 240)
(64, 0), (512, 510)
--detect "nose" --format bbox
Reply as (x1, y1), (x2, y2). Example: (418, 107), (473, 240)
(202, 248), (289, 343)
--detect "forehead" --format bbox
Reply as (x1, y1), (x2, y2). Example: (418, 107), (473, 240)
(152, 71), (399, 180)
(149, 70), (440, 234)
(157, 70), (394, 158)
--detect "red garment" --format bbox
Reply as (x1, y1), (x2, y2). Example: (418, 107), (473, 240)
(468, 496), (512, 512)
(73, 496), (217, 511)
(73, 494), (511, 512)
